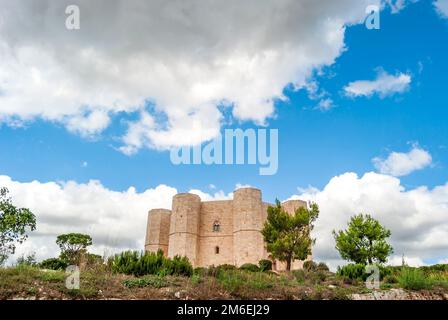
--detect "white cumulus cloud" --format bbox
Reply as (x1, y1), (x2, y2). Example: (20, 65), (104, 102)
(435, 0), (448, 18)
(65, 110), (111, 138)
(0, 175), (178, 263)
(291, 172), (448, 270)
(0, 0), (378, 151)
(385, 0), (412, 13)
(317, 98), (334, 111)
(372, 145), (432, 177)
(344, 70), (412, 98)
(1, 174), (235, 263)
(388, 255), (426, 267)
(3, 172), (448, 271)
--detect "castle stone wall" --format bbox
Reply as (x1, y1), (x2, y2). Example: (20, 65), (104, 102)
(168, 193), (201, 266)
(282, 199), (308, 215)
(261, 202), (272, 261)
(145, 209), (171, 255)
(146, 187), (311, 269)
(197, 200), (234, 266)
(232, 188), (265, 266)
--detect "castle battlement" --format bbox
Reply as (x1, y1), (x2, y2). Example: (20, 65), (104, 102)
(145, 187), (310, 270)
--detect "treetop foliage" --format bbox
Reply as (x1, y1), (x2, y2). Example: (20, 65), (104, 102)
(0, 187), (36, 265)
(333, 213), (393, 265)
(262, 200), (319, 270)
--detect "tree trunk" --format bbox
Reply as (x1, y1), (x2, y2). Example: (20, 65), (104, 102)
(286, 258), (292, 271)
(368, 240), (373, 265)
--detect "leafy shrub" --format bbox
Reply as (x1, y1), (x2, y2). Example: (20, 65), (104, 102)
(380, 283), (394, 290)
(194, 266), (217, 277)
(303, 270), (328, 285)
(337, 263), (391, 280)
(314, 270), (327, 283)
(84, 253), (104, 267)
(190, 273), (202, 285)
(427, 272), (448, 288)
(217, 264), (237, 272)
(16, 253), (37, 267)
(420, 264), (448, 273)
(398, 268), (433, 290)
(40, 258), (68, 270)
(303, 260), (317, 272)
(331, 287), (351, 300)
(258, 259), (273, 272)
(381, 265), (402, 277)
(195, 264), (239, 278)
(292, 268), (326, 285)
(110, 250), (163, 276)
(110, 250), (193, 277)
(383, 274), (398, 284)
(216, 269), (274, 292)
(110, 251), (143, 275)
(39, 270), (65, 282)
(239, 263), (260, 272)
(194, 267), (207, 275)
(379, 265), (393, 279)
(292, 269), (306, 283)
(317, 262), (329, 271)
(337, 264), (366, 280)
(159, 255), (193, 277)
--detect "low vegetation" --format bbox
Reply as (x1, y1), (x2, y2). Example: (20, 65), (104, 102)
(0, 259), (346, 300)
(123, 275), (172, 289)
(109, 250), (193, 277)
(336, 263), (392, 281)
(398, 267), (432, 290)
(39, 258), (68, 270)
(1, 256), (447, 300)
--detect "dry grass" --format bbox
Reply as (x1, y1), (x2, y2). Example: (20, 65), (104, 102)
(1, 265), (447, 300)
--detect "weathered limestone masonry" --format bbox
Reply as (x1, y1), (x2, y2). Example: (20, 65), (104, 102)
(145, 187), (311, 270)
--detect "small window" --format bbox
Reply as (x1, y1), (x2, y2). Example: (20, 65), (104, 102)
(213, 221), (221, 232)
(215, 246), (220, 254)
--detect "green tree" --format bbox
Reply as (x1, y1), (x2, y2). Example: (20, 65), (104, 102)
(16, 252), (37, 267)
(262, 200), (319, 271)
(333, 214), (393, 265)
(0, 187), (36, 265)
(56, 233), (92, 264)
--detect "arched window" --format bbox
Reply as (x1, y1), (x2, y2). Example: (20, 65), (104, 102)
(213, 221), (221, 232)
(215, 246), (220, 254)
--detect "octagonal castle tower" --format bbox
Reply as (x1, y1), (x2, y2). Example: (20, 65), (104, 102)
(144, 208), (171, 256)
(167, 193), (201, 266)
(145, 187), (310, 270)
(232, 187), (265, 266)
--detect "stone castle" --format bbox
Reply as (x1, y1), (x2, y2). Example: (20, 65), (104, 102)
(145, 187), (310, 271)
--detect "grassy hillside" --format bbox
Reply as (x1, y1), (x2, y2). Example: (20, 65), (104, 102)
(1, 263), (447, 300)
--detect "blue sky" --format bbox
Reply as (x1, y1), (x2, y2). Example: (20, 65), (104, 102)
(0, 0), (447, 267)
(1, 1), (446, 200)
